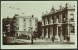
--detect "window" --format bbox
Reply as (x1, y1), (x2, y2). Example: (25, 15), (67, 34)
(70, 18), (74, 22)
(63, 18), (66, 22)
(70, 24), (74, 33)
(70, 13), (74, 16)
(71, 26), (74, 33)
(13, 23), (16, 26)
(27, 19), (28, 21)
(30, 20), (31, 22)
(58, 16), (61, 23)
(35, 20), (38, 22)
(30, 24), (32, 26)
(49, 17), (51, 23)
(17, 27), (19, 30)
(54, 16), (56, 20)
(24, 19), (25, 21)
(30, 20), (32, 26)
(70, 14), (74, 22)
(24, 29), (25, 31)
(35, 24), (36, 26)
(24, 25), (25, 27)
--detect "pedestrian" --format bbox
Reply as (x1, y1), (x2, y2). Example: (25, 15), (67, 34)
(52, 36), (55, 42)
(42, 36), (43, 40)
(66, 35), (70, 42)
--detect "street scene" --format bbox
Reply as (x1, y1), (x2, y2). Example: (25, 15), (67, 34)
(1, 1), (76, 46)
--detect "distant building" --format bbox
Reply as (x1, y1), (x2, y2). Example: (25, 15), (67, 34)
(2, 17), (12, 36)
(12, 14), (38, 37)
(41, 3), (75, 42)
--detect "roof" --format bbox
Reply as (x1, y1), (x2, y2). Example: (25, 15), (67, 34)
(42, 5), (75, 18)
(13, 14), (38, 20)
(14, 13), (33, 19)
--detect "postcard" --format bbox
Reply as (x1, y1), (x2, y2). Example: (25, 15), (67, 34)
(1, 1), (77, 49)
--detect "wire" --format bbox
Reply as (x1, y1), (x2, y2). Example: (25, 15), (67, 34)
(1, 5), (20, 10)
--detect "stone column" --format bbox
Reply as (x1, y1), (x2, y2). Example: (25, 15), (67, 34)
(46, 28), (48, 38)
(42, 28), (44, 38)
(55, 25), (60, 42)
(60, 26), (64, 42)
(60, 14), (62, 23)
(48, 17), (49, 24)
(66, 10), (70, 37)
(47, 18), (48, 25)
(56, 16), (59, 36)
(68, 22), (70, 36)
(43, 20), (44, 26)
(51, 17), (53, 24)
(57, 18), (58, 23)
(60, 14), (64, 42)
(45, 18), (46, 25)
(57, 25), (58, 36)
(42, 19), (44, 26)
(50, 27), (53, 38)
(44, 18), (45, 25)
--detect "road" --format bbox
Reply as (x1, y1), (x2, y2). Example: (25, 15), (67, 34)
(3, 36), (75, 45)
(3, 36), (31, 45)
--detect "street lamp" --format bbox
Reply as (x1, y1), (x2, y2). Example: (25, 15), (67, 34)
(30, 27), (33, 44)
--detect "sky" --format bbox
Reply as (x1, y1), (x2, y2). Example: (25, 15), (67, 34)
(1, 1), (77, 20)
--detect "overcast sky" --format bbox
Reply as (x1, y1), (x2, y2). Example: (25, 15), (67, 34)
(1, 1), (77, 20)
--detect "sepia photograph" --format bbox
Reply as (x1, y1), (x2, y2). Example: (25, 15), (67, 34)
(1, 1), (77, 49)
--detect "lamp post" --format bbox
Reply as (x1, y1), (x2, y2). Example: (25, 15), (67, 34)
(30, 27), (33, 44)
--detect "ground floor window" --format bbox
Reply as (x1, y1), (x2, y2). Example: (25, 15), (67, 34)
(70, 24), (75, 33)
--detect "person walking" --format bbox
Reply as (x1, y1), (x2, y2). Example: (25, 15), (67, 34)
(52, 36), (55, 42)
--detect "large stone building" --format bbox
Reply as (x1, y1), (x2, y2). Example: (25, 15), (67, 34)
(12, 14), (38, 37)
(41, 3), (75, 42)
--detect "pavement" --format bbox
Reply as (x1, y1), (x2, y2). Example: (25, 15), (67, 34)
(3, 36), (31, 45)
(3, 36), (75, 45)
(33, 39), (75, 45)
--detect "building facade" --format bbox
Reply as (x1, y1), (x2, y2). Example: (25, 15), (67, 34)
(12, 14), (38, 37)
(41, 3), (75, 42)
(37, 21), (42, 38)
